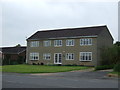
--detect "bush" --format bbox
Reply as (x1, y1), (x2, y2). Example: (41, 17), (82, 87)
(95, 65), (114, 70)
(100, 42), (120, 66)
(17, 56), (24, 64)
(114, 64), (120, 72)
(10, 61), (18, 65)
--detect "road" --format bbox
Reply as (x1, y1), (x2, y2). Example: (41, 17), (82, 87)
(2, 70), (118, 88)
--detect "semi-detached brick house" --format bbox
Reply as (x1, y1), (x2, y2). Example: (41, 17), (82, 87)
(26, 25), (113, 66)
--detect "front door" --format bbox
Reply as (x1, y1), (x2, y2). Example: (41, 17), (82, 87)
(54, 53), (62, 64)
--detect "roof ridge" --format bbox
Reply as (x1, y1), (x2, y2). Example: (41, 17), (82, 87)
(37, 25), (107, 32)
(1, 46), (26, 48)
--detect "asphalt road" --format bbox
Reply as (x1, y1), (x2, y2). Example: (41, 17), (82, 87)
(2, 70), (118, 88)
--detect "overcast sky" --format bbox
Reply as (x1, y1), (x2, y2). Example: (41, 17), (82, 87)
(1, 0), (119, 47)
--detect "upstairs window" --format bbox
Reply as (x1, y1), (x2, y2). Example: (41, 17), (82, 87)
(43, 53), (51, 60)
(66, 39), (74, 46)
(54, 40), (62, 47)
(66, 53), (74, 60)
(80, 38), (92, 46)
(30, 41), (39, 47)
(44, 40), (51, 47)
(30, 52), (39, 60)
(80, 52), (92, 61)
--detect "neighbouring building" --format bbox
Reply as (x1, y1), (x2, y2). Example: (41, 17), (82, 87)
(26, 25), (113, 66)
(0, 46), (26, 65)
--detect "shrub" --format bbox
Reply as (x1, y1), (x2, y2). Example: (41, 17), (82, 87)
(32, 63), (36, 65)
(100, 43), (120, 66)
(11, 61), (18, 65)
(95, 65), (114, 70)
(114, 64), (120, 72)
(17, 56), (24, 64)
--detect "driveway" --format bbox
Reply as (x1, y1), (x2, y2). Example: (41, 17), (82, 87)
(2, 69), (118, 88)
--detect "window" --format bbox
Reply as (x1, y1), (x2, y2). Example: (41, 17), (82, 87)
(80, 38), (92, 46)
(66, 39), (74, 46)
(43, 53), (51, 60)
(80, 52), (92, 61)
(54, 53), (62, 64)
(30, 52), (39, 60)
(44, 40), (51, 47)
(66, 53), (74, 60)
(30, 41), (39, 47)
(54, 40), (62, 47)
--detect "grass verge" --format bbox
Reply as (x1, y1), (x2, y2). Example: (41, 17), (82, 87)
(2, 64), (90, 73)
(109, 72), (120, 77)
(95, 65), (114, 71)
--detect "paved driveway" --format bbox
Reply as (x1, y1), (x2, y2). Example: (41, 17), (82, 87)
(2, 69), (118, 88)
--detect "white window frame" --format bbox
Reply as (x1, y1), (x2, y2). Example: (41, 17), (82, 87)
(30, 52), (39, 60)
(54, 40), (62, 47)
(30, 41), (39, 47)
(66, 53), (74, 60)
(43, 53), (51, 60)
(66, 39), (74, 46)
(43, 40), (51, 47)
(54, 53), (62, 64)
(80, 52), (92, 61)
(80, 38), (92, 46)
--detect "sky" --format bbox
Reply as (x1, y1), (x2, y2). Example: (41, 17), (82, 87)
(1, 0), (119, 47)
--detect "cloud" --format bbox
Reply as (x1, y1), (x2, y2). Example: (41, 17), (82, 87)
(2, 0), (118, 46)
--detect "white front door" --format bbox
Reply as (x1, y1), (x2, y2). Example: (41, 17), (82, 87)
(54, 53), (62, 64)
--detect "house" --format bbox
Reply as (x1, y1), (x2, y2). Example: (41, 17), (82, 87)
(0, 46), (26, 65)
(26, 25), (113, 66)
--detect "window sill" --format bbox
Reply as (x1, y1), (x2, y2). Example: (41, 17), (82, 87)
(80, 45), (92, 46)
(66, 45), (74, 46)
(80, 60), (92, 62)
(54, 46), (62, 47)
(66, 59), (74, 60)
(30, 60), (38, 61)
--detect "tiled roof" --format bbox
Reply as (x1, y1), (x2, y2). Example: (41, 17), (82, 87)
(27, 25), (108, 40)
(0, 46), (26, 54)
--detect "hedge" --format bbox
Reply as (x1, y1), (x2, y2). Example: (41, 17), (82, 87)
(114, 64), (120, 72)
(95, 65), (114, 70)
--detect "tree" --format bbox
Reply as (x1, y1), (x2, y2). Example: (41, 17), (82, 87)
(100, 41), (120, 65)
(15, 44), (21, 47)
(114, 41), (120, 46)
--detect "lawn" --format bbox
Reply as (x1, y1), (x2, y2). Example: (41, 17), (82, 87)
(2, 64), (90, 73)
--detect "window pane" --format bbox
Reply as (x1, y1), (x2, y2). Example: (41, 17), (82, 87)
(80, 38), (92, 46)
(44, 41), (51, 47)
(80, 52), (92, 61)
(55, 54), (57, 63)
(66, 53), (74, 60)
(59, 54), (62, 63)
(30, 41), (39, 47)
(30, 52), (39, 60)
(54, 40), (62, 46)
(43, 53), (51, 60)
(66, 40), (74, 46)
